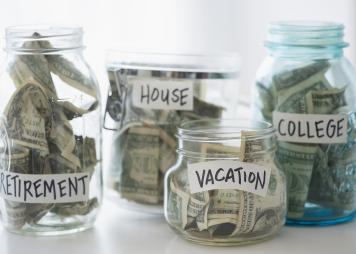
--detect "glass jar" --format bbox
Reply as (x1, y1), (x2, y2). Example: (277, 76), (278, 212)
(253, 21), (356, 225)
(104, 52), (239, 214)
(164, 119), (286, 246)
(0, 26), (102, 235)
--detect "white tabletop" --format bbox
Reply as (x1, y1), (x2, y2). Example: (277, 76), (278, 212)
(1, 199), (355, 254)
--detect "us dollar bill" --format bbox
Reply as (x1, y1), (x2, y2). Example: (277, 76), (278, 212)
(186, 192), (209, 231)
(305, 86), (347, 114)
(256, 60), (356, 218)
(230, 131), (285, 236)
(1, 146), (29, 229)
(276, 142), (317, 218)
(1, 32), (100, 229)
(166, 131), (285, 240)
(106, 69), (228, 205)
(8, 34), (57, 97)
(273, 61), (329, 92)
(166, 177), (189, 229)
(119, 126), (161, 204)
(4, 82), (52, 152)
(46, 55), (97, 98)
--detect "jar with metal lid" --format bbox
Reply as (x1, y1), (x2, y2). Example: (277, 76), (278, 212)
(104, 51), (239, 213)
(164, 119), (286, 246)
(253, 21), (356, 225)
(0, 26), (102, 235)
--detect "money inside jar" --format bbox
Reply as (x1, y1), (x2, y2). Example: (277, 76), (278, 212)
(104, 56), (239, 210)
(164, 120), (286, 245)
(0, 32), (100, 230)
(255, 60), (356, 219)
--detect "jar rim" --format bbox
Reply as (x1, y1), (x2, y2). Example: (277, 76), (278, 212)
(177, 119), (275, 143)
(265, 20), (348, 50)
(269, 21), (344, 32)
(6, 25), (83, 39)
(106, 50), (240, 73)
(5, 25), (84, 53)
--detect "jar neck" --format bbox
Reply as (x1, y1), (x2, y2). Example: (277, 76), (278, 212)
(177, 119), (276, 160)
(265, 21), (348, 60)
(5, 26), (84, 54)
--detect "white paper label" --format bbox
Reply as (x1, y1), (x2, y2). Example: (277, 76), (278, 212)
(132, 79), (194, 110)
(187, 160), (271, 197)
(273, 111), (348, 144)
(0, 171), (90, 203)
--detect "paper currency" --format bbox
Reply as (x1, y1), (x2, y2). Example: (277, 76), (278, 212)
(276, 142), (318, 218)
(5, 82), (52, 152)
(120, 126), (161, 204)
(255, 60), (356, 218)
(1, 146), (29, 229)
(7, 35), (57, 97)
(165, 131), (285, 241)
(166, 178), (189, 229)
(45, 54), (97, 98)
(106, 68), (226, 205)
(1, 32), (100, 230)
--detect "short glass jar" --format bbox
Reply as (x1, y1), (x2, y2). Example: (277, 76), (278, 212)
(253, 21), (356, 225)
(104, 51), (239, 213)
(0, 26), (102, 235)
(164, 119), (286, 246)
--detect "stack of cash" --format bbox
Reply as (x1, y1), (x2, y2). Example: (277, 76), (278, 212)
(166, 132), (286, 241)
(105, 70), (225, 205)
(1, 33), (100, 229)
(255, 61), (356, 218)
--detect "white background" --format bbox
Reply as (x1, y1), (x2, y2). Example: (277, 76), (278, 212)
(1, 1), (356, 253)
(0, 0), (355, 99)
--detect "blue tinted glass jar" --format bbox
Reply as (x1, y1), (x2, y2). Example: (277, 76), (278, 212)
(253, 21), (356, 225)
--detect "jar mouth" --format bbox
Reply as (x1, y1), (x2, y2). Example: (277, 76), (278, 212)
(106, 50), (240, 74)
(177, 119), (275, 143)
(265, 20), (348, 48)
(5, 25), (84, 53)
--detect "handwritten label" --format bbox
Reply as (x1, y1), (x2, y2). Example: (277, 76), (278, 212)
(0, 171), (90, 203)
(132, 79), (193, 110)
(187, 160), (271, 197)
(273, 111), (347, 144)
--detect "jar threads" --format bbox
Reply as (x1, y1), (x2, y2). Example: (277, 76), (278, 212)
(0, 26), (102, 235)
(254, 21), (356, 225)
(164, 119), (286, 245)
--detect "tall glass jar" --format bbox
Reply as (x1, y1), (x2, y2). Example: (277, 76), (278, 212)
(0, 26), (102, 235)
(164, 119), (286, 246)
(253, 21), (356, 225)
(104, 52), (239, 214)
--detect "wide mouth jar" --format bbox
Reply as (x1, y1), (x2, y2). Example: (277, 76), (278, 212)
(165, 119), (285, 246)
(177, 119), (276, 159)
(104, 51), (241, 214)
(5, 25), (83, 54)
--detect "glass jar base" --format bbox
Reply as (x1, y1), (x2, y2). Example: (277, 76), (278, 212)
(4, 222), (95, 236)
(286, 203), (356, 226)
(107, 189), (163, 215)
(169, 225), (280, 246)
